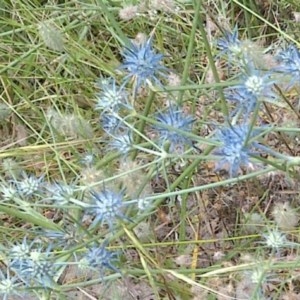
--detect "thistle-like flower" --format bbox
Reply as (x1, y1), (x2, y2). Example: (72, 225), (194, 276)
(100, 113), (126, 135)
(87, 188), (128, 228)
(95, 77), (129, 112)
(0, 269), (20, 300)
(46, 181), (78, 206)
(120, 37), (167, 93)
(217, 26), (243, 58)
(275, 45), (300, 87)
(79, 242), (119, 275)
(262, 228), (288, 251)
(108, 130), (133, 155)
(9, 238), (58, 288)
(213, 124), (263, 177)
(225, 67), (276, 117)
(16, 172), (44, 198)
(0, 183), (17, 202)
(154, 105), (195, 153)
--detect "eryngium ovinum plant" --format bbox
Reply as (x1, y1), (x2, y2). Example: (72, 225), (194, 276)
(1, 25), (300, 300)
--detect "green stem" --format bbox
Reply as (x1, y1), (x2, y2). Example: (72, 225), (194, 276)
(197, 4), (228, 118)
(131, 90), (155, 160)
(177, 0), (201, 105)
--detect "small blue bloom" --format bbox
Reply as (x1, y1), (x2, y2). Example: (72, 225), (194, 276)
(15, 172), (44, 198)
(95, 77), (130, 112)
(225, 66), (276, 117)
(154, 105), (195, 152)
(9, 238), (58, 288)
(46, 181), (78, 206)
(88, 188), (128, 228)
(120, 37), (167, 93)
(217, 26), (243, 59)
(80, 242), (119, 276)
(100, 112), (126, 134)
(0, 268), (20, 300)
(108, 130), (133, 155)
(213, 124), (263, 177)
(80, 152), (95, 166)
(38, 226), (77, 248)
(275, 45), (300, 87)
(0, 183), (17, 202)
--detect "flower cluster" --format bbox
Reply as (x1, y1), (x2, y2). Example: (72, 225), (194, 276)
(8, 238), (58, 288)
(212, 26), (294, 176)
(225, 67), (276, 118)
(0, 172), (44, 201)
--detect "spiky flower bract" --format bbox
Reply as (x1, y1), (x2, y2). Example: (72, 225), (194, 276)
(108, 131), (133, 155)
(16, 172), (44, 198)
(217, 26), (243, 59)
(0, 183), (17, 202)
(46, 181), (78, 206)
(213, 124), (262, 177)
(225, 66), (276, 117)
(80, 242), (119, 276)
(154, 105), (195, 153)
(95, 77), (129, 112)
(120, 37), (167, 93)
(100, 113), (125, 134)
(275, 45), (300, 87)
(9, 238), (58, 288)
(0, 268), (20, 300)
(88, 188), (128, 228)
(262, 228), (288, 251)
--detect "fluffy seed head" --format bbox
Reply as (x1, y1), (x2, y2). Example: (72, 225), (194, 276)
(38, 21), (64, 52)
(272, 202), (299, 230)
(119, 5), (139, 21)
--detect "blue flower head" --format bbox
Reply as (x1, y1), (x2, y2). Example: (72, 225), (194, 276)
(275, 45), (300, 87)
(217, 26), (243, 59)
(88, 188), (128, 228)
(80, 242), (119, 276)
(100, 113), (126, 135)
(120, 37), (167, 93)
(0, 268), (20, 300)
(9, 238), (58, 288)
(16, 172), (44, 198)
(95, 77), (130, 112)
(46, 181), (78, 206)
(214, 124), (259, 177)
(154, 105), (195, 153)
(225, 66), (276, 117)
(0, 183), (17, 202)
(108, 130), (133, 155)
